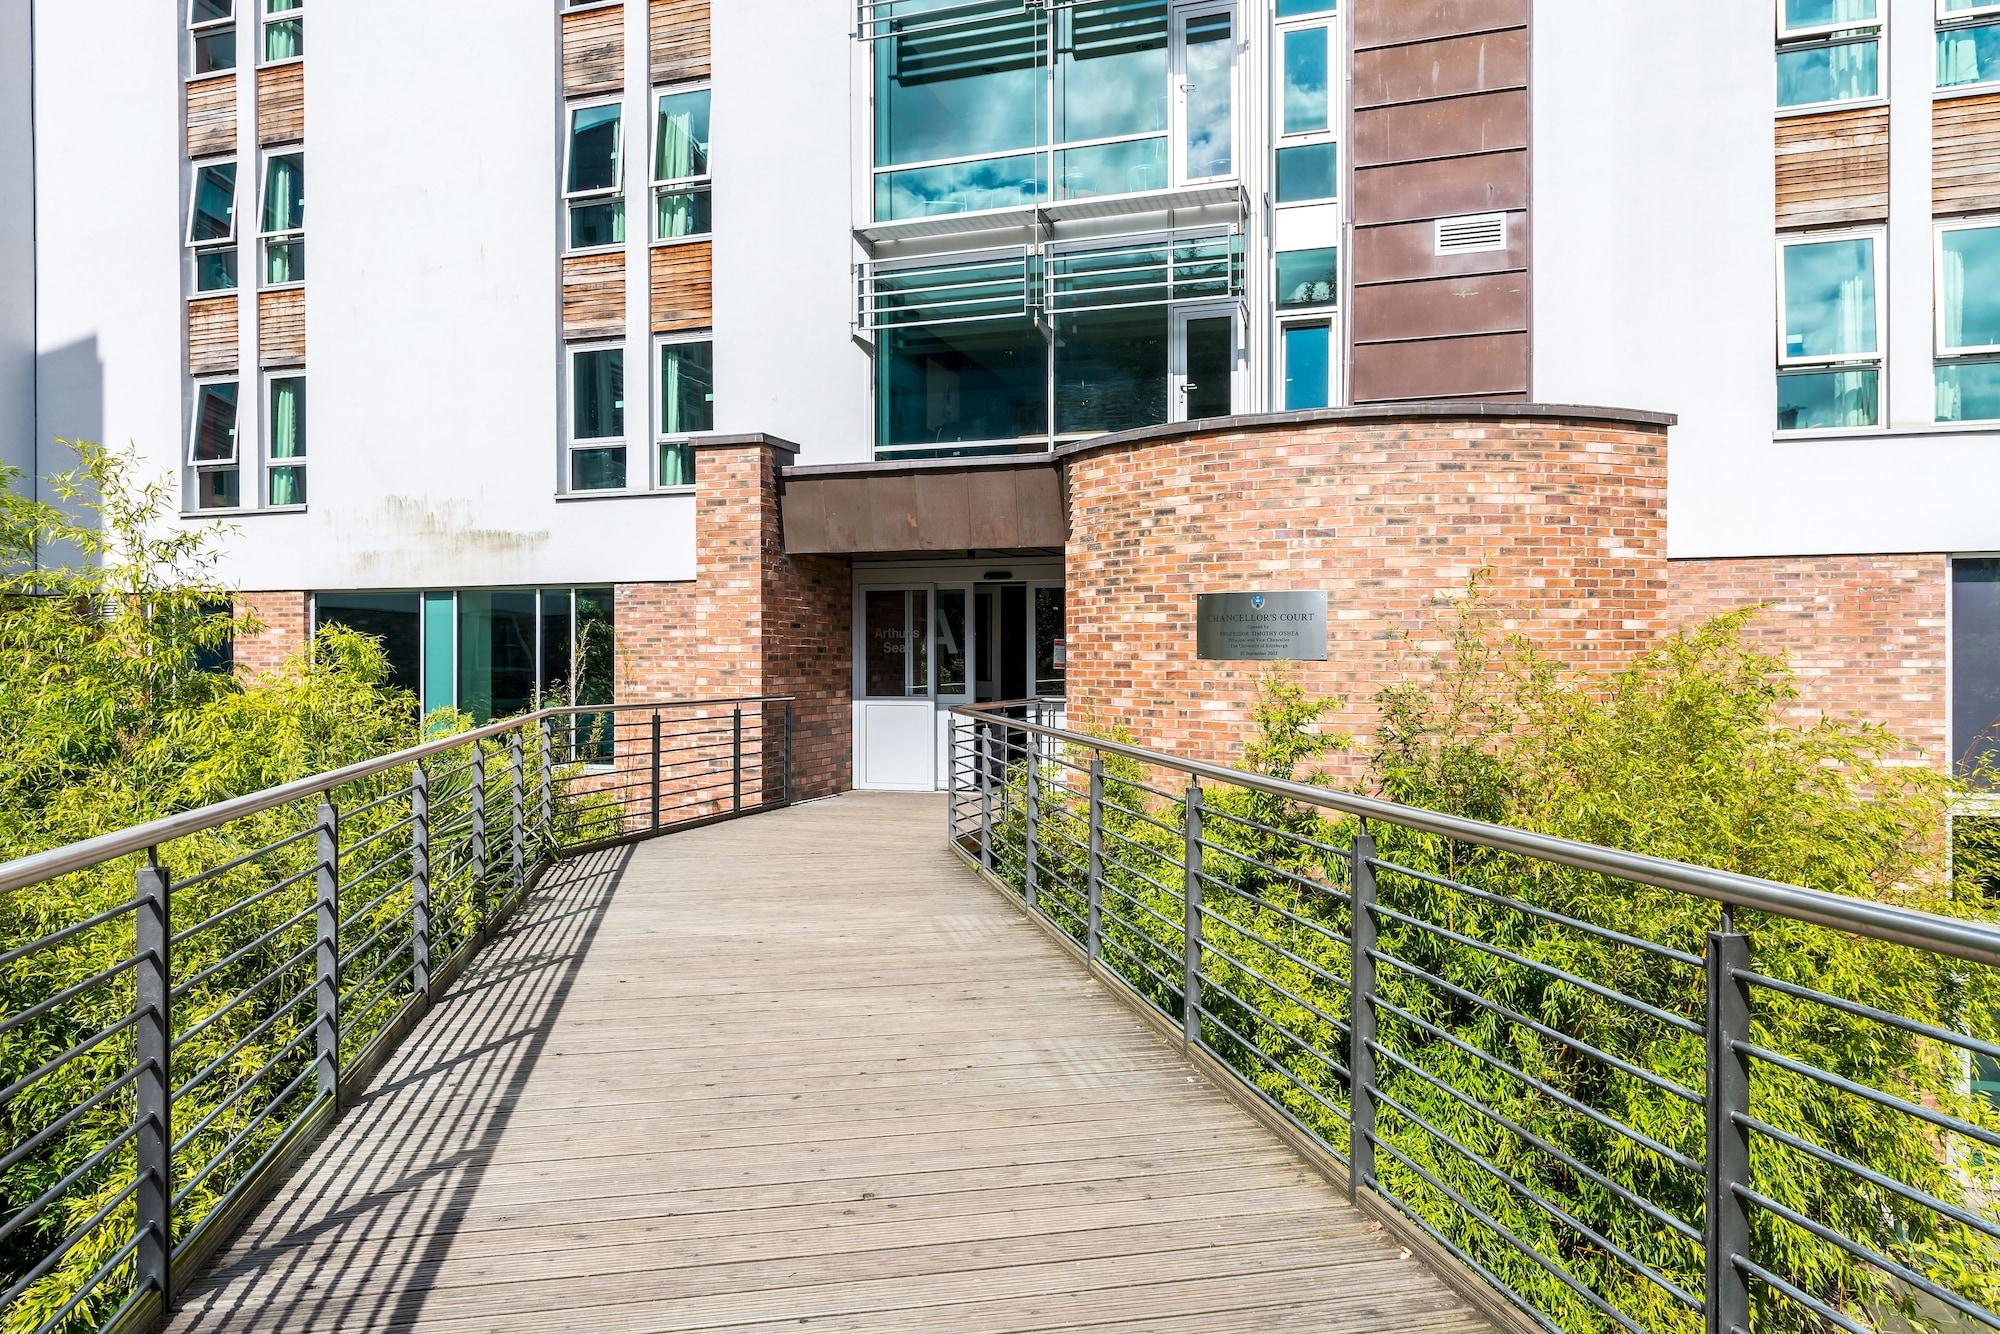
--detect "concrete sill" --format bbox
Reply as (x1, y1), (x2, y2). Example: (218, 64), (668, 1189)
(552, 488), (695, 503)
(1775, 422), (2000, 444)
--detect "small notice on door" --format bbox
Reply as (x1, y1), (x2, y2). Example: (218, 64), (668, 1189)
(1195, 591), (1329, 662)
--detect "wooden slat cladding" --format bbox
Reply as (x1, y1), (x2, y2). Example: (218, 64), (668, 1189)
(651, 241), (712, 332)
(563, 5), (624, 98)
(564, 252), (627, 338)
(187, 296), (239, 377)
(651, 0), (711, 83)
(1350, 0), (1532, 404)
(1775, 107), (1888, 227)
(1936, 94), (2000, 215)
(186, 75), (236, 158)
(257, 63), (305, 145)
(259, 289), (306, 367)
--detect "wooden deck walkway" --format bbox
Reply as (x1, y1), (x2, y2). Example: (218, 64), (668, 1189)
(168, 793), (1495, 1333)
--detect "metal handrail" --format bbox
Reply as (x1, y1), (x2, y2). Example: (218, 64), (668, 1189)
(0, 697), (794, 897)
(953, 700), (2000, 968)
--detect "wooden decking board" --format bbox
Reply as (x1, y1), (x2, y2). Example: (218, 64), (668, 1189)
(168, 793), (1492, 1333)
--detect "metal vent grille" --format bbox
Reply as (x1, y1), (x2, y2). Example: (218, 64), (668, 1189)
(1433, 213), (1508, 256)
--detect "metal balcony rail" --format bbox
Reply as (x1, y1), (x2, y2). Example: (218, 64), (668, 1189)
(948, 702), (2000, 1334)
(0, 696), (793, 1334)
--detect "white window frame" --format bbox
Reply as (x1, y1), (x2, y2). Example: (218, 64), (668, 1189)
(186, 158), (240, 294)
(653, 331), (712, 491)
(1170, 1), (1241, 189)
(187, 0), (235, 79)
(1777, 0), (1882, 40)
(257, 146), (306, 292)
(1168, 301), (1246, 422)
(187, 377), (243, 511)
(1936, 216), (2000, 356)
(1775, 1), (1887, 114)
(562, 95), (626, 256)
(1937, 7), (2000, 94)
(1277, 316), (1339, 412)
(651, 83), (713, 246)
(1775, 227), (1886, 432)
(263, 370), (307, 507)
(259, 0), (303, 68)
(1939, 0), (2000, 21)
(1272, 15), (1338, 209)
(566, 341), (630, 491)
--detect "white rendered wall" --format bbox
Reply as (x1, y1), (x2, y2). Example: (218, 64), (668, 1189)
(712, 0), (873, 464)
(29, 1), (697, 593)
(1534, 0), (2000, 560)
(0, 0), (31, 484)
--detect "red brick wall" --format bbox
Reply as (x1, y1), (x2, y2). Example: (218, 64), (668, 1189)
(1065, 416), (1671, 779)
(233, 591), (309, 680)
(1663, 555), (1950, 767)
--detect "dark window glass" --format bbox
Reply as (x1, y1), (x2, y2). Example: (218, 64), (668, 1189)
(316, 592), (423, 692)
(1034, 586), (1066, 697)
(1276, 141), (1338, 203)
(878, 321), (1048, 452)
(540, 589), (574, 708)
(457, 591), (538, 724)
(1955, 558), (2000, 782)
(1276, 247), (1339, 308)
(1054, 307), (1168, 436)
(576, 588), (615, 760)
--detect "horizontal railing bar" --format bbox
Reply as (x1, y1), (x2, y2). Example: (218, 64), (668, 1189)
(1371, 945), (1704, 1106)
(1371, 991), (1700, 1173)
(338, 844), (415, 898)
(1739, 1258), (1870, 1334)
(0, 1121), (140, 1246)
(1737, 1111), (2000, 1242)
(951, 702), (2000, 966)
(338, 906), (415, 972)
(340, 965), (419, 1041)
(1198, 937), (1351, 1036)
(171, 824), (319, 891)
(1197, 977), (1349, 1077)
(1, 1010), (141, 1104)
(1737, 1184), (1999, 1328)
(1738, 968), (2000, 1062)
(174, 939), (317, 1052)
(172, 862), (318, 946)
(1369, 855), (1705, 968)
(1197, 906), (1349, 995)
(1097, 876), (1184, 935)
(340, 814), (417, 864)
(0, 895), (144, 970)
(0, 951), (144, 1037)
(1371, 1182), (1565, 1334)
(25, 1230), (141, 1334)
(1199, 803), (1352, 859)
(171, 905), (317, 1000)
(338, 875), (417, 937)
(0, 1065), (142, 1179)
(170, 1023), (317, 1156)
(0, 697), (793, 895)
(1737, 1041), (2000, 1149)
(1098, 933), (1185, 999)
(336, 782), (415, 820)
(1195, 872), (1349, 947)
(0, 1175), (143, 1309)
(172, 1064), (320, 1208)
(1195, 840), (1349, 904)
(339, 935), (415, 1007)
(1196, 1005), (1352, 1123)
(173, 983), (314, 1103)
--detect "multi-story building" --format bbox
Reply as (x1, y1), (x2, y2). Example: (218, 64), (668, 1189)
(2, 0), (1998, 805)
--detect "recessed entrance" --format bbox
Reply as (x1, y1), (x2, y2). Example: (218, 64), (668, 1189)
(852, 559), (1066, 791)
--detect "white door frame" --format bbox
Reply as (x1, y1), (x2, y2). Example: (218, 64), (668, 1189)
(1170, 301), (1247, 421)
(1171, 1), (1240, 190)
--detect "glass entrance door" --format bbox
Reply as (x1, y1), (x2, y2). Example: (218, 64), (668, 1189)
(1175, 6), (1236, 186)
(1171, 305), (1239, 422)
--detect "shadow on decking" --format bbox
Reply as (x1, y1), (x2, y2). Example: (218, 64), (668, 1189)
(171, 846), (632, 1332)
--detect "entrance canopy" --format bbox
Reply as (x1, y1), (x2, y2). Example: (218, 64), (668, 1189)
(781, 454), (1066, 556)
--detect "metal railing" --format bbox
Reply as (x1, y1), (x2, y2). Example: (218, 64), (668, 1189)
(949, 703), (2000, 1334)
(0, 696), (792, 1334)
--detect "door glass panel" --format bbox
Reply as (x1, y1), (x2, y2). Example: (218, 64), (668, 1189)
(457, 590), (538, 724)
(1182, 12), (1234, 181)
(936, 589), (968, 696)
(422, 592), (456, 723)
(540, 590), (574, 706)
(1184, 314), (1234, 420)
(1034, 587), (1067, 697)
(864, 589), (930, 698)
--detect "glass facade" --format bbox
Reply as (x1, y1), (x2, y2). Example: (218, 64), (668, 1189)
(1956, 559), (2000, 781)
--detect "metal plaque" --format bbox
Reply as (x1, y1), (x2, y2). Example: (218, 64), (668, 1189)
(1195, 591), (1329, 662)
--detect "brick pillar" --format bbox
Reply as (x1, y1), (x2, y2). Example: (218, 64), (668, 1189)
(233, 591), (310, 681)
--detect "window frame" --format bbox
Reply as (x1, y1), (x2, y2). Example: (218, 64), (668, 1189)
(1170, 1), (1241, 189)
(651, 82), (714, 247)
(257, 146), (306, 291)
(1277, 316), (1339, 412)
(653, 331), (713, 492)
(566, 341), (630, 492)
(1774, 226), (1887, 432)
(1936, 216), (2000, 356)
(1777, 0), (1881, 40)
(1937, 9), (2000, 93)
(187, 0), (236, 79)
(1940, 0), (2000, 21)
(562, 95), (627, 257)
(1273, 15), (1339, 208)
(1775, 0), (1887, 114)
(259, 0), (303, 68)
(262, 370), (307, 508)
(186, 158), (241, 294)
(187, 377), (243, 512)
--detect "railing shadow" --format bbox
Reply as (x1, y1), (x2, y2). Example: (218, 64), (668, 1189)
(165, 845), (632, 1331)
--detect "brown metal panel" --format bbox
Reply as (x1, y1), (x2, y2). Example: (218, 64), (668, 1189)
(781, 484), (830, 553)
(257, 63), (305, 145)
(1352, 151), (1528, 227)
(1350, 271), (1527, 344)
(815, 477), (870, 553)
(911, 471), (974, 549)
(1011, 468), (1069, 546)
(258, 289), (307, 367)
(651, 0), (711, 83)
(563, 5), (624, 98)
(1352, 214), (1527, 284)
(1935, 93), (2000, 215)
(185, 75), (235, 157)
(1352, 29), (1527, 109)
(1353, 0), (1527, 51)
(1774, 106), (1889, 226)
(1350, 332), (1528, 403)
(863, 472), (920, 550)
(1352, 90), (1528, 167)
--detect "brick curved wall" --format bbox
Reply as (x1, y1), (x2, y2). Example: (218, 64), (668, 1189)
(1066, 415), (1669, 777)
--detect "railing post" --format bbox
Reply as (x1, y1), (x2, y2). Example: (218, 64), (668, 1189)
(411, 762), (431, 1003)
(314, 798), (340, 1107)
(1087, 754), (1104, 963)
(732, 705), (743, 813)
(1024, 739), (1040, 909)
(509, 728), (526, 893)
(978, 723), (994, 871)
(650, 710), (663, 831)
(134, 854), (172, 1308)
(469, 743), (487, 889)
(1348, 825), (1378, 1203)
(1181, 779), (1203, 1050)
(1705, 924), (1753, 1334)
(538, 716), (555, 839)
(783, 700), (794, 805)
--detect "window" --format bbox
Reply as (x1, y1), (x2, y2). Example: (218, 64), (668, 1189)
(1777, 0), (1882, 108)
(1281, 321), (1333, 410)
(1937, 221), (2000, 420)
(1275, 18), (1337, 204)
(1276, 246), (1338, 411)
(259, 150), (305, 287)
(187, 161), (239, 293)
(861, 589), (930, 698)
(188, 0), (235, 75)
(656, 335), (711, 488)
(653, 88), (712, 241)
(188, 380), (241, 510)
(1177, 8), (1236, 184)
(1955, 558), (2000, 781)
(1776, 231), (1882, 430)
(564, 100), (624, 252)
(1276, 246), (1339, 309)
(262, 0), (302, 63)
(266, 372), (305, 506)
(568, 344), (626, 490)
(1940, 1), (2000, 88)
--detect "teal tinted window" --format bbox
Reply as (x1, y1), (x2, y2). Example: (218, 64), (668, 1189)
(1282, 323), (1332, 410)
(877, 321), (1048, 453)
(875, 6), (1046, 169)
(571, 348), (624, 442)
(1276, 142), (1338, 202)
(196, 248), (238, 293)
(1955, 559), (2000, 780)
(457, 590), (538, 724)
(659, 339), (715, 436)
(1776, 367), (1878, 430)
(1941, 22), (2000, 88)
(1777, 37), (1879, 106)
(1942, 226), (2000, 350)
(1181, 11), (1234, 180)
(1282, 27), (1329, 134)
(189, 163), (237, 243)
(1053, 307), (1169, 435)
(1277, 0), (1334, 12)
(567, 104), (623, 192)
(422, 592), (455, 722)
(655, 89), (710, 180)
(1056, 1), (1167, 144)
(1782, 0), (1876, 26)
(191, 382), (239, 463)
(570, 447), (626, 492)
(1939, 358), (2000, 422)
(875, 153), (1046, 221)
(261, 152), (304, 233)
(1276, 248), (1339, 309)
(1781, 237), (1876, 359)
